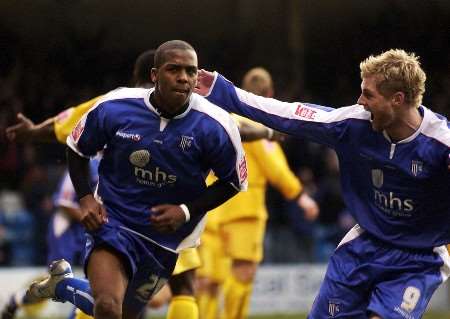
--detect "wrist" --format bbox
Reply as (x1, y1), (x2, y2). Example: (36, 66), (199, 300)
(266, 127), (274, 140)
(179, 204), (190, 223)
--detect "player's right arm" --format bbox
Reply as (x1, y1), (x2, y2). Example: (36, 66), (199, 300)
(196, 70), (369, 149)
(66, 104), (109, 231)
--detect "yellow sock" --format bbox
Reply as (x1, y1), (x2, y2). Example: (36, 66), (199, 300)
(167, 295), (199, 319)
(197, 292), (210, 319)
(221, 276), (252, 319)
(74, 308), (94, 319)
(203, 293), (219, 319)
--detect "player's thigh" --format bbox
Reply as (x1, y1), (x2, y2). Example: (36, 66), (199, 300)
(169, 269), (196, 295)
(222, 217), (266, 263)
(86, 246), (129, 303)
(368, 270), (443, 319)
(197, 230), (230, 284)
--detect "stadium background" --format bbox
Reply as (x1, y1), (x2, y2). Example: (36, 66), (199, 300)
(0, 0), (449, 317)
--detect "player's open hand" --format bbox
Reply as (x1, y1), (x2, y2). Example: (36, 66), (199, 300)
(79, 194), (108, 231)
(194, 69), (215, 96)
(5, 113), (35, 142)
(150, 204), (186, 233)
(297, 193), (319, 222)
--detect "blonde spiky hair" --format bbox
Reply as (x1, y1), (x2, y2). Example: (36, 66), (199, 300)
(360, 49), (426, 108)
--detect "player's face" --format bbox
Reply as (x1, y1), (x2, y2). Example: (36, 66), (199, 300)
(357, 76), (395, 132)
(151, 49), (198, 113)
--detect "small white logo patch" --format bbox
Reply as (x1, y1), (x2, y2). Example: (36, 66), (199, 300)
(179, 135), (193, 151)
(371, 169), (384, 188)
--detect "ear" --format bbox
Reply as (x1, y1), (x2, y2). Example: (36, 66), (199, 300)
(151, 68), (158, 83)
(391, 91), (405, 106)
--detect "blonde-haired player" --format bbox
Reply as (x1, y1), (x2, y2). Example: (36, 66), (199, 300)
(196, 67), (319, 319)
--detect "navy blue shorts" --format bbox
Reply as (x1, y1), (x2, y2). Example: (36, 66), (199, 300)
(308, 225), (450, 319)
(84, 222), (177, 314)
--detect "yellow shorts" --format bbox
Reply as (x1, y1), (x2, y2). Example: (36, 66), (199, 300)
(197, 217), (266, 282)
(197, 229), (230, 283)
(172, 247), (201, 276)
(221, 217), (266, 263)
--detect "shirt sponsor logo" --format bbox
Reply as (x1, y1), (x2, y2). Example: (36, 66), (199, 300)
(129, 150), (151, 167)
(130, 150), (176, 187)
(295, 104), (317, 120)
(71, 116), (86, 143)
(371, 168), (414, 216)
(239, 157), (248, 181)
(116, 131), (142, 141)
(179, 135), (193, 151)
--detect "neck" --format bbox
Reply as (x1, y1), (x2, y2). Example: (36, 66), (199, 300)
(385, 106), (422, 142)
(150, 92), (189, 118)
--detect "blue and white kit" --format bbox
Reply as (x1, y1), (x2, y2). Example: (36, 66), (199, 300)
(205, 72), (450, 318)
(48, 159), (99, 265)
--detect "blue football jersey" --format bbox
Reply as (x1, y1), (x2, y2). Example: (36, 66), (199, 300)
(206, 73), (450, 249)
(67, 87), (247, 252)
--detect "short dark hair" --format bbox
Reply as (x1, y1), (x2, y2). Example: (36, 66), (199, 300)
(154, 40), (195, 68)
(132, 49), (155, 87)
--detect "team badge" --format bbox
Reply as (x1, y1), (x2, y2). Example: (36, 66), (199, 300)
(179, 135), (193, 151)
(328, 299), (341, 317)
(411, 160), (423, 177)
(129, 150), (151, 167)
(371, 169), (383, 188)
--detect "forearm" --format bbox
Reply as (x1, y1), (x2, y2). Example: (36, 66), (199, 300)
(185, 180), (239, 218)
(66, 147), (92, 200)
(31, 117), (57, 142)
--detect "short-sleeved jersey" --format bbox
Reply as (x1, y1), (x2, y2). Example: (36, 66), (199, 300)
(67, 87), (247, 252)
(54, 96), (103, 143)
(207, 115), (301, 225)
(205, 73), (450, 249)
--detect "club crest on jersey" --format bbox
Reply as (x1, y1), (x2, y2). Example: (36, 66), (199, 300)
(179, 135), (193, 151)
(411, 160), (423, 176)
(371, 169), (383, 188)
(328, 299), (341, 317)
(129, 150), (151, 167)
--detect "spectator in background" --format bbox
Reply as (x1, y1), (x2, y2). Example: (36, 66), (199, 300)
(0, 191), (35, 266)
(312, 148), (353, 262)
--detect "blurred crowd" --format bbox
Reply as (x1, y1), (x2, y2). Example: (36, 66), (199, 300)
(0, 25), (449, 266)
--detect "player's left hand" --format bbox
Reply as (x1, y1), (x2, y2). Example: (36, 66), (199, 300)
(194, 69), (215, 96)
(150, 204), (186, 233)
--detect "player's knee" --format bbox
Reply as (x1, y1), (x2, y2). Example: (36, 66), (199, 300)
(94, 296), (122, 319)
(169, 271), (195, 296)
(232, 260), (257, 283)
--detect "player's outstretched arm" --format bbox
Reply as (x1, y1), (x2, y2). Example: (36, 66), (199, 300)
(5, 113), (56, 143)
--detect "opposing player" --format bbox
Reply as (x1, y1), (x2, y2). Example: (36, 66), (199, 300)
(196, 49), (450, 319)
(24, 40), (246, 319)
(196, 67), (319, 319)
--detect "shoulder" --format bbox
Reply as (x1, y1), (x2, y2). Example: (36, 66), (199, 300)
(190, 93), (237, 132)
(421, 106), (450, 147)
(100, 87), (149, 104)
